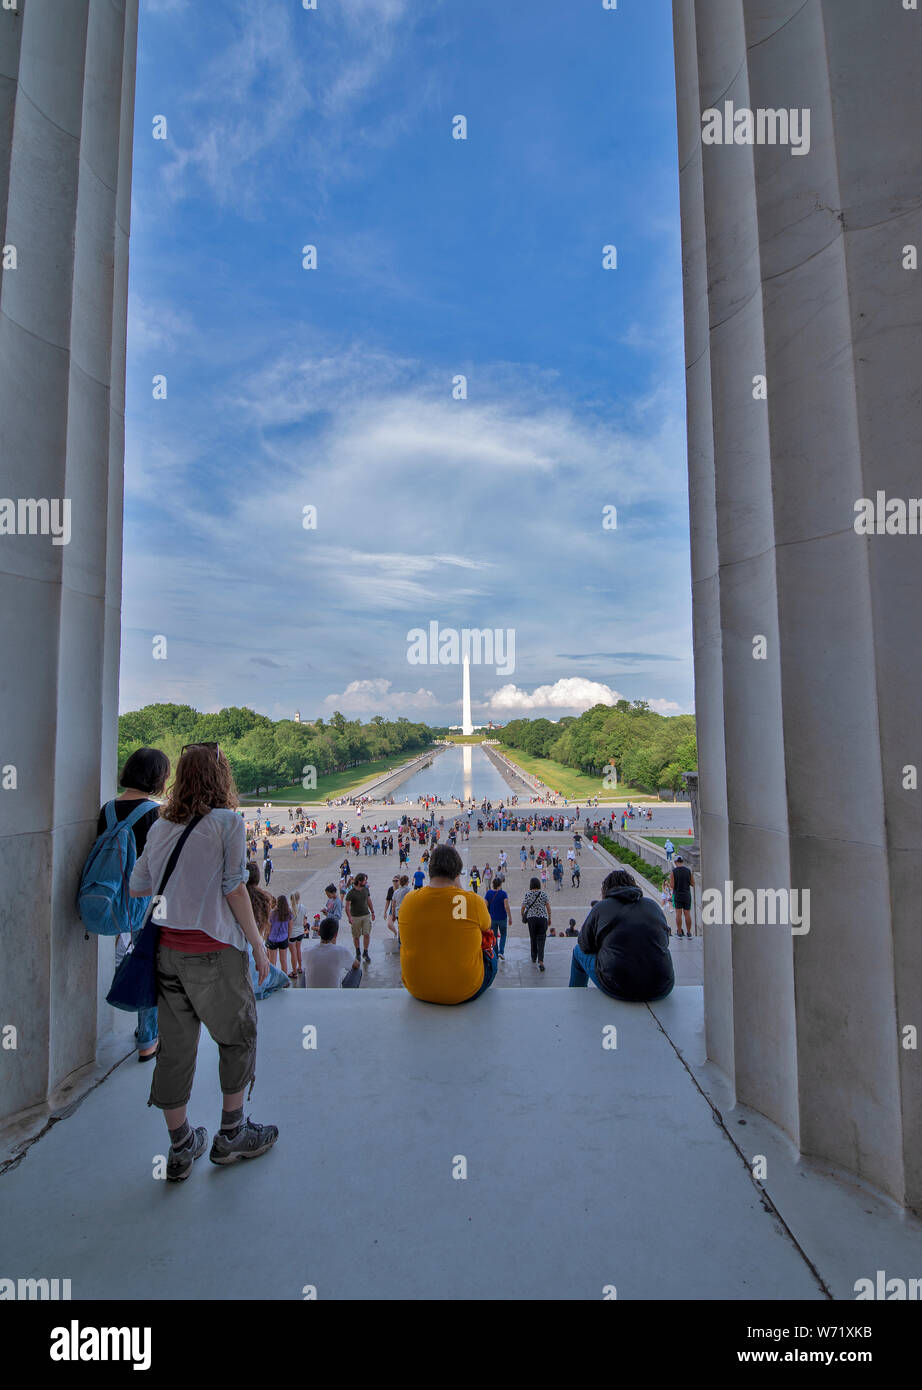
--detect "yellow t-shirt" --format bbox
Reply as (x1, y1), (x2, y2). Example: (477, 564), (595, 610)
(399, 885), (491, 1004)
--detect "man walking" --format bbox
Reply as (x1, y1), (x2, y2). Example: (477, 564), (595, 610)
(669, 856), (694, 937)
(344, 871), (375, 963)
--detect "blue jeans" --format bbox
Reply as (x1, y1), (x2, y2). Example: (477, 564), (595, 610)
(136, 1006), (158, 1048)
(462, 949), (497, 1003)
(341, 966), (362, 989)
(569, 944), (607, 991)
(490, 920), (508, 955)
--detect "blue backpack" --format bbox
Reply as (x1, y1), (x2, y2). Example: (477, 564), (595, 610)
(77, 801), (158, 935)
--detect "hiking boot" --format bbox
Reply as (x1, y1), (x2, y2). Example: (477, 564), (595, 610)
(166, 1126), (208, 1182)
(209, 1118), (279, 1166)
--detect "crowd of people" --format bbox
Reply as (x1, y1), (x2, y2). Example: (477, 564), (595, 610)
(83, 744), (681, 1183)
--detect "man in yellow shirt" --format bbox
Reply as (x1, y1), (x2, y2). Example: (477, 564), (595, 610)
(399, 844), (497, 1004)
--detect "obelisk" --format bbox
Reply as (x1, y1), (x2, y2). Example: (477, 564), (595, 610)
(461, 654), (474, 735)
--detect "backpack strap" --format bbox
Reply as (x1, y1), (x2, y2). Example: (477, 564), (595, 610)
(103, 799), (157, 834)
(122, 799), (159, 833)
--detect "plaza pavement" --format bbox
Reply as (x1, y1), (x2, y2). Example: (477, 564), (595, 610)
(251, 804), (703, 988)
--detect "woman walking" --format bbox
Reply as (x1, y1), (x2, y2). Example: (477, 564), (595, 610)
(522, 877), (552, 971)
(485, 876), (511, 960)
(267, 895), (293, 975)
(129, 743), (277, 1181)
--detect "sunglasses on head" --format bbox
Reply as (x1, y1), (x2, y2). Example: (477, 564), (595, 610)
(181, 741), (221, 759)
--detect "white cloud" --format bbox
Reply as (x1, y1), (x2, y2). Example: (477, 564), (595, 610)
(483, 680), (691, 717)
(648, 697), (685, 715)
(323, 678), (439, 713)
(485, 678), (624, 713)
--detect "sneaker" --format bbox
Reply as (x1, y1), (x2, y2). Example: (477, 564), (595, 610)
(166, 1126), (208, 1182)
(209, 1118), (279, 1166)
(538, 962), (545, 972)
(362, 950), (370, 962)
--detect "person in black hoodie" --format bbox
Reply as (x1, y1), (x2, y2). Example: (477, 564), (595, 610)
(569, 869), (674, 1002)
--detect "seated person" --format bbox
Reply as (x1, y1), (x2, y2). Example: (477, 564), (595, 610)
(303, 917), (362, 989)
(569, 869), (674, 1002)
(398, 844), (496, 1005)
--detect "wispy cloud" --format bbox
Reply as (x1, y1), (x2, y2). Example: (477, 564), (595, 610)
(323, 678), (439, 713)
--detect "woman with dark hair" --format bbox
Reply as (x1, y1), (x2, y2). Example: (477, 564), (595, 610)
(129, 744), (277, 1182)
(521, 876), (552, 971)
(99, 747), (170, 1060)
(569, 869), (674, 1002)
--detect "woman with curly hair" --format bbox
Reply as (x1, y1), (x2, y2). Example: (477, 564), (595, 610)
(129, 743), (278, 1182)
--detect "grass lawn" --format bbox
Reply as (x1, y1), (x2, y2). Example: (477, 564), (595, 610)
(497, 747), (661, 801)
(644, 834), (695, 846)
(239, 749), (433, 805)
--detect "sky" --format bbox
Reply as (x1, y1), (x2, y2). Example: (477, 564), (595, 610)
(121, 0), (692, 726)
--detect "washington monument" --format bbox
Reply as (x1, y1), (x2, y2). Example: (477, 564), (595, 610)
(461, 654), (473, 736)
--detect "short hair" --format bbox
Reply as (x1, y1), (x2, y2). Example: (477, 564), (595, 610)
(399, 875), (409, 886)
(318, 917), (339, 942)
(569, 918), (576, 926)
(492, 878), (502, 889)
(602, 869), (637, 893)
(429, 843), (463, 879)
(529, 877), (540, 889)
(119, 747), (170, 796)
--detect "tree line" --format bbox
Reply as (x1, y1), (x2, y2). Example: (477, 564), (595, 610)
(495, 701), (697, 794)
(117, 704), (435, 797)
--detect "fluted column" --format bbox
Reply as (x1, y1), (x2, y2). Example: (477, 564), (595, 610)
(0, 0), (139, 1121)
(675, 0), (922, 1209)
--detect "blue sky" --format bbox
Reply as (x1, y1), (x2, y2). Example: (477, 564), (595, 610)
(121, 0), (692, 724)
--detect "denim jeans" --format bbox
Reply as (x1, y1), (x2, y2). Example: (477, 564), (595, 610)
(341, 966), (362, 989)
(462, 949), (497, 1002)
(136, 1006), (159, 1048)
(491, 920), (508, 956)
(569, 944), (603, 989)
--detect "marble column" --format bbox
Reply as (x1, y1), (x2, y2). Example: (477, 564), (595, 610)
(673, 0), (922, 1209)
(0, 0), (139, 1122)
